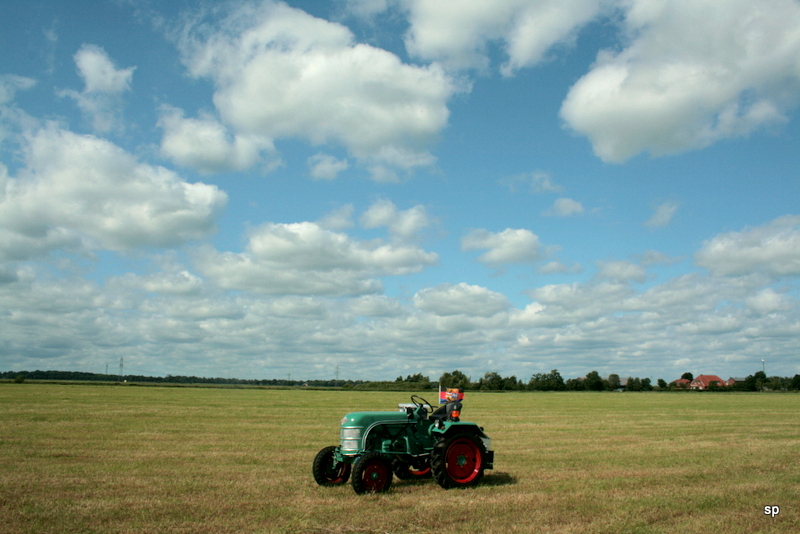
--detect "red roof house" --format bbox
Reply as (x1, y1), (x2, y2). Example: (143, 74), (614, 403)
(671, 378), (691, 389)
(690, 375), (725, 390)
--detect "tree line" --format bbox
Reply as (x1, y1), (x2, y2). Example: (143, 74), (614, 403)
(4, 368), (799, 391)
(0, 370), (365, 388)
(395, 369), (800, 392)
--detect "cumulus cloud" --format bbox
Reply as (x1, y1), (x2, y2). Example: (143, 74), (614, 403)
(646, 201), (679, 228)
(158, 106), (279, 174)
(695, 215), (800, 277)
(58, 44), (135, 133)
(543, 197), (584, 217)
(194, 221), (438, 296)
(502, 170), (562, 194)
(596, 260), (647, 283)
(317, 204), (355, 231)
(360, 199), (433, 241)
(307, 153), (349, 180)
(462, 228), (543, 267)
(0, 125), (226, 260)
(537, 261), (583, 275)
(413, 283), (510, 317)
(746, 288), (793, 315)
(402, 0), (606, 74)
(178, 0), (457, 179)
(561, 0), (800, 162)
(0, 75), (36, 106)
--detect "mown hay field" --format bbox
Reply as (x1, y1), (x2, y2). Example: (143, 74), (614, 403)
(1, 383), (797, 534)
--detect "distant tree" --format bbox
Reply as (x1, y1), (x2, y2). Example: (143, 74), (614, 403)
(565, 378), (585, 391)
(681, 372), (694, 381)
(404, 373), (430, 383)
(791, 375), (800, 391)
(607, 374), (621, 390)
(641, 378), (653, 391)
(529, 370), (565, 391)
(627, 377), (642, 391)
(657, 378), (667, 389)
(584, 371), (605, 391)
(439, 370), (471, 390)
(502, 375), (522, 390)
(478, 372), (504, 391)
(745, 371), (767, 391)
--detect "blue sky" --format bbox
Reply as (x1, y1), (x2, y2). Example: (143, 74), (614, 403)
(2, 0), (799, 382)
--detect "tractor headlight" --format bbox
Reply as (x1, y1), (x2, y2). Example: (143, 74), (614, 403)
(341, 428), (361, 439)
(340, 427), (362, 452)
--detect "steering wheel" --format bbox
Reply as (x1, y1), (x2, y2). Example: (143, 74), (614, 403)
(410, 395), (432, 413)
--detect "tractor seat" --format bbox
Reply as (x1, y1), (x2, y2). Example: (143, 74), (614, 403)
(430, 401), (462, 422)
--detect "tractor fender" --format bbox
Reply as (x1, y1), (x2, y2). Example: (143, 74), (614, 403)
(433, 421), (491, 439)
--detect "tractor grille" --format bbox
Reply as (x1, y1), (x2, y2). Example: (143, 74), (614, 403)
(340, 427), (361, 452)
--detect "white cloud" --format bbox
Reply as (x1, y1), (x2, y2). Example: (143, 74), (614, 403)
(646, 201), (679, 228)
(402, 0), (605, 74)
(0, 75), (36, 106)
(695, 215), (800, 277)
(462, 228), (543, 267)
(561, 0), (800, 162)
(746, 288), (793, 315)
(58, 44), (135, 133)
(158, 106), (279, 174)
(637, 249), (680, 266)
(360, 199), (433, 241)
(596, 260), (647, 283)
(307, 153), (349, 180)
(543, 197), (584, 217)
(503, 170), (562, 194)
(194, 221), (438, 296)
(414, 283), (510, 317)
(537, 261), (583, 275)
(317, 204), (355, 231)
(178, 0), (458, 179)
(0, 125), (226, 260)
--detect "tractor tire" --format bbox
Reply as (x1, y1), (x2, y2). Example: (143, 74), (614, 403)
(431, 433), (487, 489)
(351, 452), (393, 494)
(312, 446), (351, 486)
(392, 457), (432, 480)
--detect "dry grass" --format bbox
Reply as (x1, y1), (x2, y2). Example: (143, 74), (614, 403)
(0, 384), (797, 533)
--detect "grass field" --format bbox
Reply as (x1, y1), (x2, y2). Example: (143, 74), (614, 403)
(1, 384), (797, 534)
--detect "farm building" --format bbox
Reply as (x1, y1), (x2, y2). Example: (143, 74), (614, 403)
(690, 375), (725, 390)
(670, 378), (691, 389)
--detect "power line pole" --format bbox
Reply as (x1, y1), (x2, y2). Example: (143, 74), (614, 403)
(119, 356), (123, 381)
(336, 365), (340, 387)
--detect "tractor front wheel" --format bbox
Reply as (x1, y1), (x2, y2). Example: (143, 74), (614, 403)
(312, 446), (351, 486)
(431, 433), (487, 489)
(351, 452), (393, 494)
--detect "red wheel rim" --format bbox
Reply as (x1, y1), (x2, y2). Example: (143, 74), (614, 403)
(362, 460), (390, 491)
(325, 462), (350, 484)
(445, 438), (482, 483)
(409, 465), (431, 477)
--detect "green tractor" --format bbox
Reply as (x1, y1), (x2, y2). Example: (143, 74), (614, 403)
(312, 394), (494, 494)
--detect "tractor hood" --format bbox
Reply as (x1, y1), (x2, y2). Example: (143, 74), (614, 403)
(341, 411), (409, 428)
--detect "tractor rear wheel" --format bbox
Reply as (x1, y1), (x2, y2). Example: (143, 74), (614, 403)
(431, 433), (487, 489)
(312, 446), (351, 486)
(351, 452), (393, 494)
